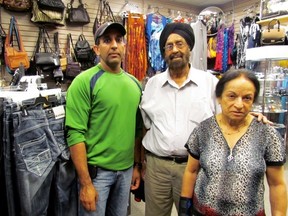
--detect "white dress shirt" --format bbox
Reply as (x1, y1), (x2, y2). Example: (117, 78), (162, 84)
(140, 66), (220, 157)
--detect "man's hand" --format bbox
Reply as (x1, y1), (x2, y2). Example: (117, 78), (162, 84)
(250, 112), (273, 125)
(80, 183), (98, 211)
(131, 166), (141, 190)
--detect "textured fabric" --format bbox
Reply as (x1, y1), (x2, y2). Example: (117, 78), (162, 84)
(190, 21), (207, 71)
(65, 64), (142, 171)
(185, 116), (286, 215)
(140, 66), (220, 157)
(146, 13), (167, 74)
(144, 153), (186, 216)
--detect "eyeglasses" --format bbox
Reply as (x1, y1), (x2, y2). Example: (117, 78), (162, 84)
(163, 41), (187, 51)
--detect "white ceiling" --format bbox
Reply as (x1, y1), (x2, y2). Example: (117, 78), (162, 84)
(172, 0), (232, 7)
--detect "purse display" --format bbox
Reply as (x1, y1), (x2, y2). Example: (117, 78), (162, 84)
(34, 27), (60, 71)
(65, 34), (81, 78)
(93, 0), (115, 35)
(261, 19), (287, 46)
(31, 0), (65, 26)
(66, 0), (90, 25)
(3, 0), (32, 12)
(4, 16), (30, 73)
(37, 0), (65, 12)
(74, 34), (91, 60)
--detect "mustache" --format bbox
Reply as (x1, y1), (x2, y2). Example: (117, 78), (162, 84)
(169, 53), (182, 60)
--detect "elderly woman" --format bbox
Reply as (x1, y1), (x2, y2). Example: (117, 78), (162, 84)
(179, 69), (287, 216)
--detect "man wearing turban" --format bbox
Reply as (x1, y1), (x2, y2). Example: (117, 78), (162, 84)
(139, 22), (220, 216)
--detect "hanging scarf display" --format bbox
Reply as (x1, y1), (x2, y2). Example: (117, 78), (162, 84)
(146, 13), (167, 75)
(125, 13), (147, 81)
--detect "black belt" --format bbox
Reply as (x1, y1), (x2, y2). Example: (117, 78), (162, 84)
(146, 151), (188, 164)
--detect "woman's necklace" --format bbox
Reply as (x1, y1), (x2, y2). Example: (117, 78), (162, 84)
(219, 118), (248, 135)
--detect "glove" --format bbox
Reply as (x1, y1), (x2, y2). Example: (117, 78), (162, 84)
(178, 196), (193, 216)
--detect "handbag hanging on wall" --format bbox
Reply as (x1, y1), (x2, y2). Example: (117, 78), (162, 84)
(65, 33), (81, 78)
(93, 0), (116, 35)
(37, 0), (65, 12)
(4, 16), (30, 74)
(34, 27), (60, 71)
(66, 0), (90, 25)
(30, 0), (65, 26)
(261, 19), (287, 46)
(2, 0), (32, 12)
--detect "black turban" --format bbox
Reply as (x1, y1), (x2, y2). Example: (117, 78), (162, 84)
(159, 22), (195, 58)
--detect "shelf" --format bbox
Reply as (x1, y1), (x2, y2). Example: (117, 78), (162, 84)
(246, 46), (288, 61)
(257, 15), (288, 25)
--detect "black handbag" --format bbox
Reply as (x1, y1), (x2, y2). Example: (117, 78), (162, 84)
(34, 27), (60, 71)
(74, 34), (91, 60)
(66, 0), (90, 25)
(65, 34), (81, 78)
(37, 0), (65, 12)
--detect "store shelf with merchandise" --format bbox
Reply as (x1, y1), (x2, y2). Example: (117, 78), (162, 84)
(257, 15), (288, 25)
(246, 46), (288, 138)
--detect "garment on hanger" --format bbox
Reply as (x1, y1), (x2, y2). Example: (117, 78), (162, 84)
(0, 91), (77, 216)
(146, 13), (167, 75)
(191, 20), (207, 71)
(125, 13), (147, 81)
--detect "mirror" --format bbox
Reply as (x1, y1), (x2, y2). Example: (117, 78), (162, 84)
(199, 6), (225, 36)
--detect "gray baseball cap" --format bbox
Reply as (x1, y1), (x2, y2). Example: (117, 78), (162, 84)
(94, 22), (126, 41)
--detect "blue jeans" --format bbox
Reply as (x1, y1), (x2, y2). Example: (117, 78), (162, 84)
(79, 166), (133, 216)
(8, 105), (77, 216)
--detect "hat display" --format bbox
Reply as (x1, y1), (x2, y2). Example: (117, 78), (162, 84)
(159, 22), (195, 57)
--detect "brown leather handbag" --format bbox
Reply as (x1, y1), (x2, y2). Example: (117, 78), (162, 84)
(3, 0), (32, 12)
(4, 16), (30, 72)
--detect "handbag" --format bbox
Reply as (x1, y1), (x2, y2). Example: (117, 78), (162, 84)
(73, 34), (91, 60)
(4, 16), (30, 73)
(65, 34), (81, 78)
(37, 0), (65, 12)
(93, 0), (115, 35)
(34, 27), (60, 71)
(66, 0), (90, 25)
(261, 19), (287, 46)
(31, 0), (65, 26)
(3, 0), (32, 12)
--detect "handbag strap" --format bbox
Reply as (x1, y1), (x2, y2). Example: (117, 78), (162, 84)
(268, 19), (280, 31)
(54, 32), (60, 54)
(6, 16), (24, 51)
(0, 7), (6, 37)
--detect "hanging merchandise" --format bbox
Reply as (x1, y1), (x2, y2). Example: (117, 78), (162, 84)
(4, 16), (30, 74)
(30, 0), (65, 26)
(0, 8), (6, 59)
(125, 13), (147, 81)
(34, 27), (60, 71)
(93, 0), (116, 36)
(146, 12), (167, 75)
(70, 33), (95, 70)
(66, 34), (81, 78)
(261, 19), (287, 46)
(66, 0), (90, 25)
(2, 0), (32, 12)
(37, 0), (65, 12)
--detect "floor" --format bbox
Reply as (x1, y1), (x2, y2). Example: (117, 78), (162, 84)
(129, 155), (288, 216)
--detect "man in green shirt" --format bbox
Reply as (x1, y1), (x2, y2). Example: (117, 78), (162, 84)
(65, 22), (142, 216)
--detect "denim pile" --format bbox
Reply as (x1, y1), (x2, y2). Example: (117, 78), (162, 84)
(0, 96), (78, 216)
